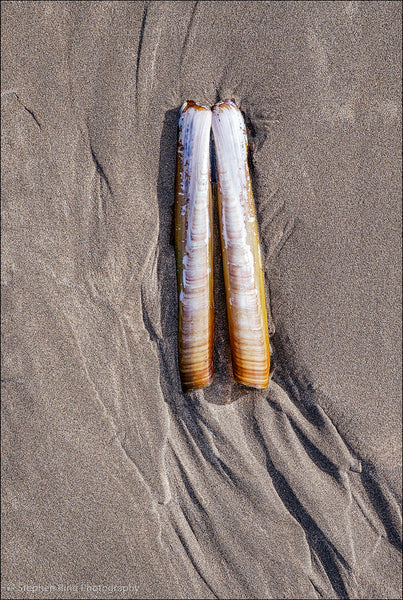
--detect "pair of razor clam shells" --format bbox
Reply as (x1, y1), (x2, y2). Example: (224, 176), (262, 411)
(175, 99), (270, 392)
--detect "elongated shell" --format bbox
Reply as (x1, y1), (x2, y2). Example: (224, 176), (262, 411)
(212, 99), (270, 389)
(174, 101), (214, 391)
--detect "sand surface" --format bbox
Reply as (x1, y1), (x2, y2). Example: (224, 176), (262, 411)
(1, 2), (401, 598)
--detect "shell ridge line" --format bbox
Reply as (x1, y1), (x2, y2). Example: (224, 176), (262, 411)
(182, 110), (212, 290)
(212, 106), (255, 296)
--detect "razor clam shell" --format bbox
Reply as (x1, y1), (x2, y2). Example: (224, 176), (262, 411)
(212, 99), (270, 389)
(174, 101), (214, 391)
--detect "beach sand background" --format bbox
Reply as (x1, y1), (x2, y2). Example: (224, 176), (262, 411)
(1, 1), (401, 598)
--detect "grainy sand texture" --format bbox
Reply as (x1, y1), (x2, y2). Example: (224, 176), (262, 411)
(1, 2), (402, 599)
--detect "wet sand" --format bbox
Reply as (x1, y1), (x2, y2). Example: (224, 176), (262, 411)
(1, 2), (401, 598)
